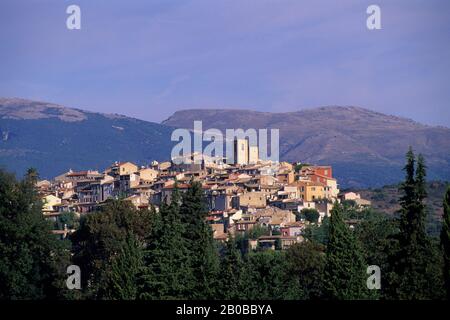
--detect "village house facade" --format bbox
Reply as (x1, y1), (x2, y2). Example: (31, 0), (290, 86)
(36, 147), (370, 250)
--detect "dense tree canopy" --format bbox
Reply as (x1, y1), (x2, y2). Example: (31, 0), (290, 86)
(1, 150), (448, 300)
(385, 148), (445, 299)
(218, 237), (249, 300)
(441, 186), (450, 299)
(70, 199), (151, 299)
(180, 181), (219, 299)
(0, 168), (69, 299)
(140, 188), (193, 299)
(284, 242), (325, 299)
(323, 203), (368, 300)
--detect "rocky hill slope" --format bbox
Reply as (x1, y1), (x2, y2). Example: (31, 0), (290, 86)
(0, 98), (174, 178)
(2, 98), (449, 187)
(163, 107), (450, 187)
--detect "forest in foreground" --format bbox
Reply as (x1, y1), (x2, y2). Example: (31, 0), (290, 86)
(0, 148), (449, 300)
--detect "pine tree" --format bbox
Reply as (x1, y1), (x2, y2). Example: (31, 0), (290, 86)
(441, 186), (450, 299)
(323, 202), (368, 300)
(180, 181), (219, 299)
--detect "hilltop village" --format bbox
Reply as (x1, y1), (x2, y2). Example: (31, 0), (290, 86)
(37, 139), (371, 250)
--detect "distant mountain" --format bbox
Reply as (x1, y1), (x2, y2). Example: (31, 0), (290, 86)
(163, 107), (450, 188)
(0, 98), (175, 178)
(2, 98), (449, 188)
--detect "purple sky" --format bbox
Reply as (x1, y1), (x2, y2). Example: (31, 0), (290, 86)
(1, 0), (449, 126)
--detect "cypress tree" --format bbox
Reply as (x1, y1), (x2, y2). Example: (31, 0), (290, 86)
(180, 181), (219, 299)
(323, 202), (368, 300)
(388, 149), (445, 299)
(413, 154), (427, 242)
(389, 148), (424, 298)
(219, 237), (247, 300)
(416, 155), (427, 201)
(141, 185), (193, 299)
(399, 146), (417, 240)
(105, 235), (144, 300)
(441, 186), (450, 299)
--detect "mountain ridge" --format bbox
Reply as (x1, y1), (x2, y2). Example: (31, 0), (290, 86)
(1, 97), (450, 188)
(163, 106), (450, 187)
(0, 97), (175, 179)
(0, 97), (133, 122)
(163, 106), (434, 128)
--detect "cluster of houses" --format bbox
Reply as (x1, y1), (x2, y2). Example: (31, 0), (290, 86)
(38, 143), (370, 250)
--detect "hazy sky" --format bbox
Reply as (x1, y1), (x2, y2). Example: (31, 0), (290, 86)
(1, 0), (449, 126)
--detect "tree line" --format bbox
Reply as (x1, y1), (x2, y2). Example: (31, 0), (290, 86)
(0, 147), (450, 300)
